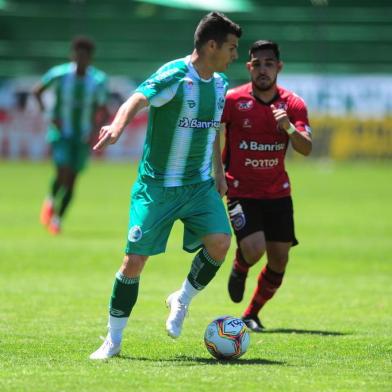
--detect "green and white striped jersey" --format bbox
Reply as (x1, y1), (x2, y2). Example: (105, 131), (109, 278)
(41, 62), (108, 142)
(136, 55), (229, 187)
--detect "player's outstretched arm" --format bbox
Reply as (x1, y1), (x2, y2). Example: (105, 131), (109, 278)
(93, 93), (149, 151)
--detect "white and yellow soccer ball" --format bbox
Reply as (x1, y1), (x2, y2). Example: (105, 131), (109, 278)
(204, 316), (250, 360)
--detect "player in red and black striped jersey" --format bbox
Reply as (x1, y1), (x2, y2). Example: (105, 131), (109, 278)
(221, 40), (312, 331)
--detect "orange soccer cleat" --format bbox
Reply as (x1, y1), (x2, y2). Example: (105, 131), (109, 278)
(47, 215), (61, 235)
(40, 198), (54, 226)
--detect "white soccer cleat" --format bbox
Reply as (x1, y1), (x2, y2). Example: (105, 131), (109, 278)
(89, 338), (121, 360)
(165, 291), (189, 339)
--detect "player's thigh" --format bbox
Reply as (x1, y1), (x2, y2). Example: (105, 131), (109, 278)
(227, 198), (265, 244)
(266, 241), (292, 272)
(125, 181), (176, 256)
(239, 231), (266, 263)
(72, 142), (90, 173)
(181, 181), (231, 253)
(51, 139), (71, 167)
(263, 197), (298, 245)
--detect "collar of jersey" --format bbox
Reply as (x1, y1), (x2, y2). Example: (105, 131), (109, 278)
(185, 55), (213, 83)
(70, 62), (92, 78)
(248, 84), (280, 106)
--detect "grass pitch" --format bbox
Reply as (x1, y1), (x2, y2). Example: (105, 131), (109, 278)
(0, 160), (391, 391)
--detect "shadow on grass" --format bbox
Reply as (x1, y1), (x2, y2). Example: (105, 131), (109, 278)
(261, 328), (349, 336)
(119, 355), (285, 366)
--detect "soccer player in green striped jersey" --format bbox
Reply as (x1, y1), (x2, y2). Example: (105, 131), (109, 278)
(90, 12), (242, 360)
(34, 36), (109, 235)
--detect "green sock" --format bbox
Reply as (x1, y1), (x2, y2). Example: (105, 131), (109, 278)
(50, 178), (60, 197)
(53, 185), (67, 215)
(59, 187), (73, 217)
(187, 247), (223, 290)
(109, 272), (139, 318)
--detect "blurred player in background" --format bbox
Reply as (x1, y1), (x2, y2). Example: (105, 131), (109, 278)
(89, 12), (241, 360)
(221, 40), (312, 331)
(33, 36), (109, 234)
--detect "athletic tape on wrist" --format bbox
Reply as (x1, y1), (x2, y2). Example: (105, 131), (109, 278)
(287, 123), (296, 135)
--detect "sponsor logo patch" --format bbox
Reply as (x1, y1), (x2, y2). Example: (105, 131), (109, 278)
(187, 100), (196, 108)
(239, 140), (285, 151)
(215, 79), (226, 91)
(236, 100), (254, 111)
(244, 158), (279, 168)
(155, 67), (179, 82)
(242, 118), (252, 128)
(229, 203), (246, 231)
(128, 225), (143, 242)
(178, 117), (220, 129)
(217, 96), (225, 110)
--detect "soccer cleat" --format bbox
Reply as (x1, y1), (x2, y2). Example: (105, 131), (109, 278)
(47, 215), (61, 235)
(242, 315), (265, 332)
(40, 198), (54, 226)
(228, 269), (247, 303)
(165, 291), (189, 339)
(89, 337), (121, 360)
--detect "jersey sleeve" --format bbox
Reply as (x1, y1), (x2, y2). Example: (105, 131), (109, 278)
(41, 64), (67, 88)
(95, 74), (109, 106)
(135, 62), (186, 107)
(289, 95), (312, 135)
(221, 90), (234, 124)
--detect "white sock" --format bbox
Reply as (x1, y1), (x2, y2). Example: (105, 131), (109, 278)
(107, 315), (128, 345)
(177, 278), (200, 305)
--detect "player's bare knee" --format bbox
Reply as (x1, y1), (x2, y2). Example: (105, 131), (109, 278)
(205, 234), (231, 261)
(121, 254), (148, 276)
(241, 244), (265, 265)
(268, 255), (289, 273)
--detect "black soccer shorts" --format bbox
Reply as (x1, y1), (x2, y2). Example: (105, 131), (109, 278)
(227, 196), (298, 246)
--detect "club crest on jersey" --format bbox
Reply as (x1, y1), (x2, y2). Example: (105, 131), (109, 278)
(236, 100), (254, 111)
(276, 102), (288, 110)
(128, 225), (143, 242)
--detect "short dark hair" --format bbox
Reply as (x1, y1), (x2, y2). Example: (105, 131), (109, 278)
(194, 12), (242, 51)
(72, 36), (96, 53)
(249, 40), (280, 61)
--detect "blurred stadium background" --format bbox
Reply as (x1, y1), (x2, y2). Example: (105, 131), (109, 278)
(0, 0), (391, 161)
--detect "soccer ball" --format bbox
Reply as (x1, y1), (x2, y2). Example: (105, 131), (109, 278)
(204, 316), (250, 360)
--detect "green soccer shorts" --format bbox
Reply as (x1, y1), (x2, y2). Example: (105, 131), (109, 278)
(51, 138), (90, 173)
(125, 179), (231, 255)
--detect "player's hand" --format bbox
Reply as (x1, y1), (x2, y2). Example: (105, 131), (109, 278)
(93, 125), (121, 151)
(214, 172), (228, 198)
(271, 104), (290, 132)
